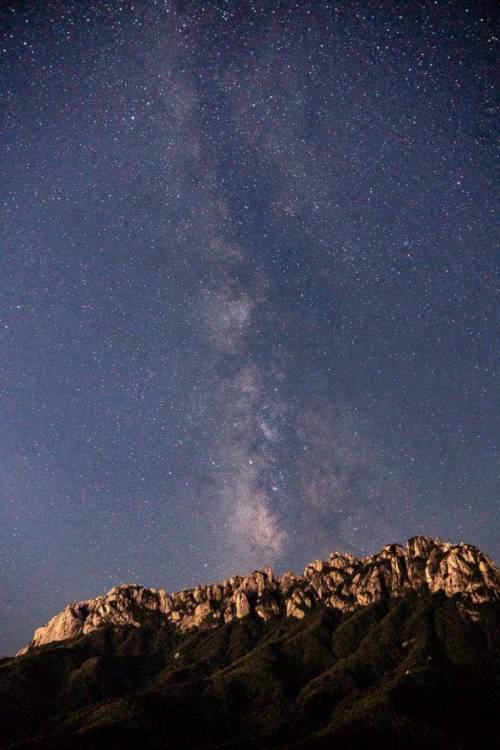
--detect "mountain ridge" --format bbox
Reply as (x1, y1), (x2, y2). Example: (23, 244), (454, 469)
(3, 535), (500, 749)
(19, 535), (499, 655)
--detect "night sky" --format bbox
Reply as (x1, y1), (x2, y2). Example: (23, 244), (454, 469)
(1, 1), (498, 656)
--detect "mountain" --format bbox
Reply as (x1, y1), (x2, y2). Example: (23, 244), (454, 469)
(17, 536), (500, 652)
(1, 537), (499, 749)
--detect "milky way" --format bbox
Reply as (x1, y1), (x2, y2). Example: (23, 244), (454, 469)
(0, 1), (498, 655)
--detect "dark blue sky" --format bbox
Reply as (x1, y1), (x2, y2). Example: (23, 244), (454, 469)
(1, 0), (498, 656)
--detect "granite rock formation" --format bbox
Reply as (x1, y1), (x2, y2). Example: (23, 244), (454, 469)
(19, 536), (499, 654)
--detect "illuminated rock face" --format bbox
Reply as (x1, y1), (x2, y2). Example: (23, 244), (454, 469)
(18, 537), (500, 654)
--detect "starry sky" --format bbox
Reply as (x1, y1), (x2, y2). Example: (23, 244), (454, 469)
(0, 0), (498, 656)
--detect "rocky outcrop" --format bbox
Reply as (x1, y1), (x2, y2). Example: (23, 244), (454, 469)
(19, 537), (499, 654)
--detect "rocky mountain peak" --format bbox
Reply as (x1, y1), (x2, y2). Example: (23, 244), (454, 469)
(18, 536), (499, 655)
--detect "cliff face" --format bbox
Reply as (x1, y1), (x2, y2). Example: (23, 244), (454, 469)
(20, 536), (499, 654)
